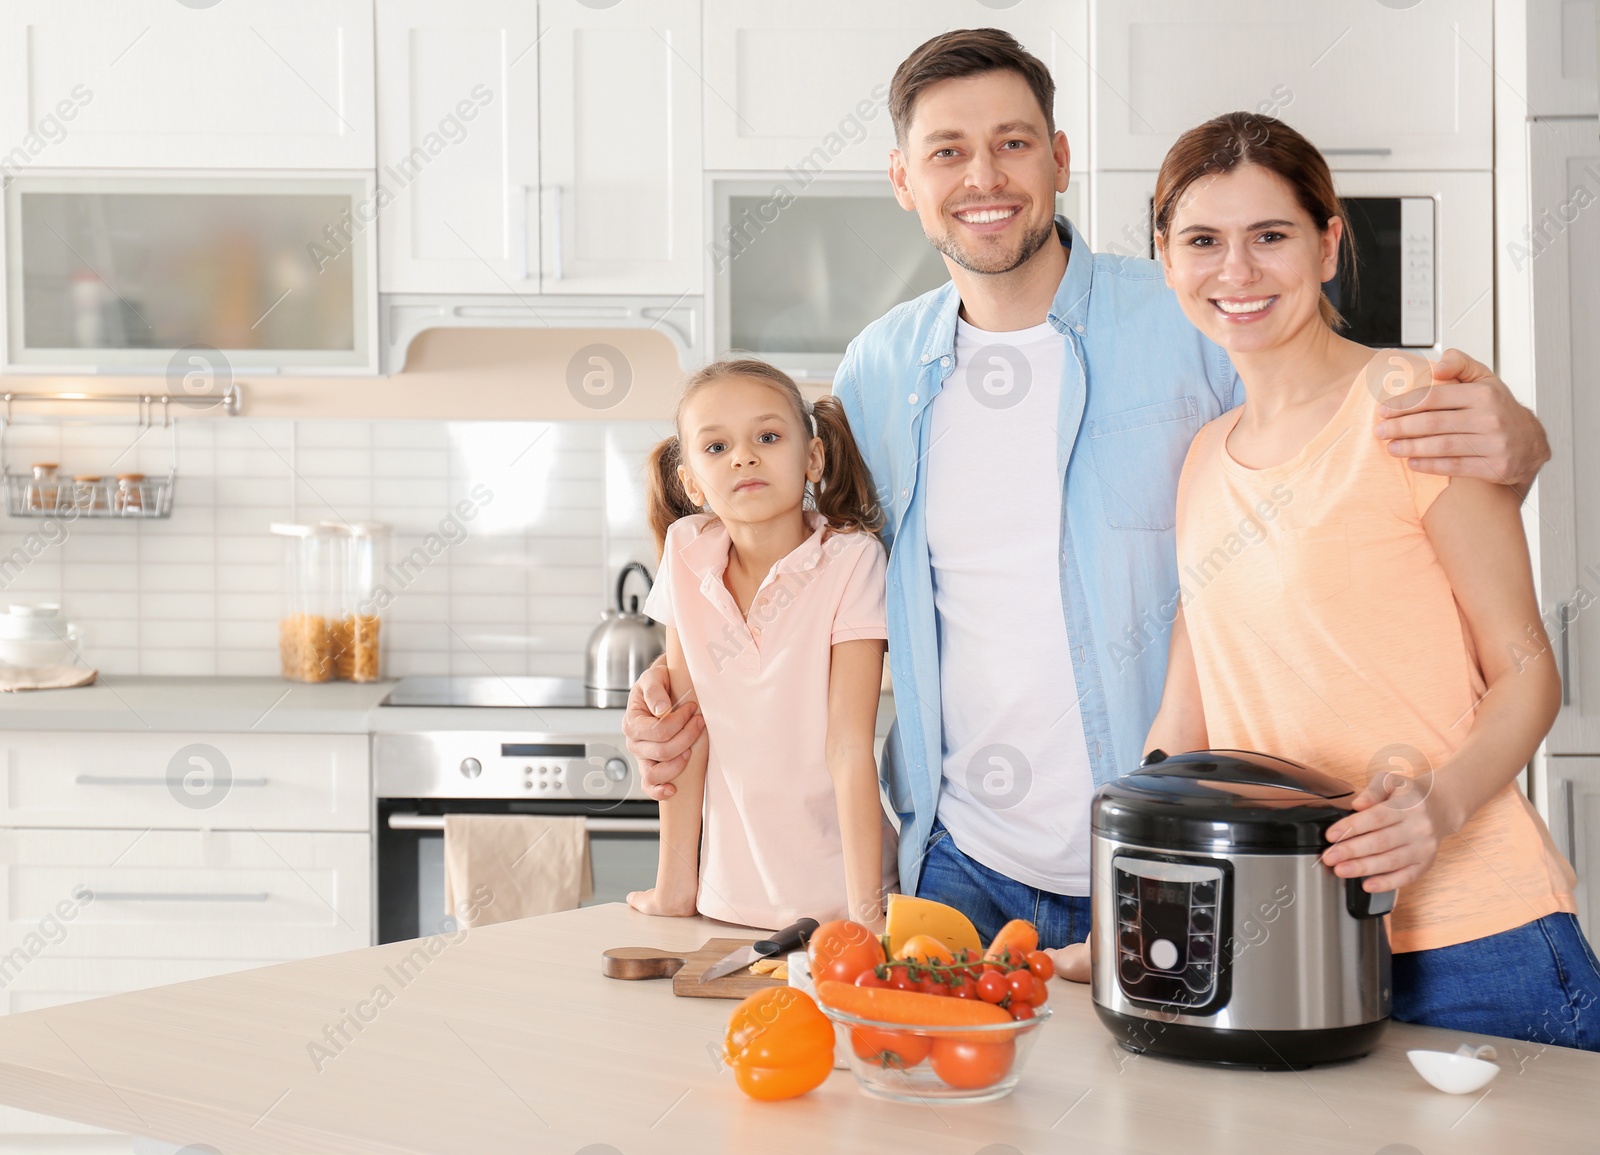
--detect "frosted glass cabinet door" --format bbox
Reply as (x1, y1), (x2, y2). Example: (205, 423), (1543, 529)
(539, 0), (703, 295)
(0, 0), (374, 170)
(375, 0), (540, 294)
(4, 174), (377, 372)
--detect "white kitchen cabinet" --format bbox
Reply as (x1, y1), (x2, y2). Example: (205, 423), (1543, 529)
(375, 0), (540, 294)
(539, 0), (703, 295)
(1547, 758), (1600, 937)
(1528, 0), (1598, 117)
(0, 0), (374, 171)
(1089, 0), (1492, 171)
(702, 0), (1089, 177)
(0, 828), (371, 960)
(1534, 118), (1600, 755)
(0, 732), (369, 831)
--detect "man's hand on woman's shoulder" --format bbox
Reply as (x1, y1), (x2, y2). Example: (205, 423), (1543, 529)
(1374, 347), (1549, 492)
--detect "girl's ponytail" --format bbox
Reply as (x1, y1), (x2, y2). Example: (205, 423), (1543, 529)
(810, 395), (884, 537)
(646, 435), (700, 556)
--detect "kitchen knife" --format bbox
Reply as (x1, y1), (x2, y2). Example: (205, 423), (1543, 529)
(699, 917), (819, 983)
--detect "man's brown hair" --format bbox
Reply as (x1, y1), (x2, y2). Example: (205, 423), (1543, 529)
(888, 28), (1056, 148)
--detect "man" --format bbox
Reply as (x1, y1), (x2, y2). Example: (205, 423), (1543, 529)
(624, 30), (1547, 954)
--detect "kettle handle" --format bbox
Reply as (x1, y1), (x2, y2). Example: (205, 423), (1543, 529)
(616, 562), (654, 614)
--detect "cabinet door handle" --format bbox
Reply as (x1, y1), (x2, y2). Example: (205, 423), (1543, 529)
(1322, 147), (1394, 156)
(386, 812), (660, 834)
(88, 891), (270, 903)
(1567, 778), (1580, 874)
(1558, 598), (1575, 708)
(75, 775), (269, 787)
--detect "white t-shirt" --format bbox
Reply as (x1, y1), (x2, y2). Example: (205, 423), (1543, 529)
(924, 316), (1096, 895)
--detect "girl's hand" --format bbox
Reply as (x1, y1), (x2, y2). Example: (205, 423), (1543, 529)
(1045, 942), (1090, 984)
(626, 887), (697, 918)
(1322, 772), (1450, 893)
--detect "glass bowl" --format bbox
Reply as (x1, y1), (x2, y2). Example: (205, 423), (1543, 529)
(818, 1003), (1052, 1103)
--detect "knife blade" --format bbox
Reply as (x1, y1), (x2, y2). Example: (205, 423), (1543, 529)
(699, 917), (819, 983)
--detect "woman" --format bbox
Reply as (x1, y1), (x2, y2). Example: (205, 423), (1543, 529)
(1143, 111), (1598, 1047)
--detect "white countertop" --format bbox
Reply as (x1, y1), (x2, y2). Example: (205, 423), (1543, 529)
(0, 676), (890, 736)
(0, 903), (1591, 1154)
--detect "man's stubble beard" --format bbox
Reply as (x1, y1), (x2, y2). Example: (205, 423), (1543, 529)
(927, 212), (1058, 276)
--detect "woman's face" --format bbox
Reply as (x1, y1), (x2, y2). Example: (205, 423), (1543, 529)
(1158, 162), (1342, 357)
(677, 377), (822, 528)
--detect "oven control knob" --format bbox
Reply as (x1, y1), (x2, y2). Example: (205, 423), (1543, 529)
(459, 757), (483, 779)
(604, 757), (629, 782)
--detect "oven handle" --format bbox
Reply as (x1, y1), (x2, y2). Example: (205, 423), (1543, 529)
(386, 812), (659, 834)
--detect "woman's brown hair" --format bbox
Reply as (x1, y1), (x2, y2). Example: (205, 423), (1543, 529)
(646, 359), (884, 555)
(1152, 111), (1355, 329)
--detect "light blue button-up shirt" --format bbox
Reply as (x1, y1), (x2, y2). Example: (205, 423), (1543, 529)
(833, 218), (1244, 895)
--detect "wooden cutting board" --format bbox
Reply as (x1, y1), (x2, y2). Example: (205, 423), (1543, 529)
(601, 938), (788, 999)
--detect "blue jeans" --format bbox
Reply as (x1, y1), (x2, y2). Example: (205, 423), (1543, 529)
(915, 821), (1090, 950)
(1393, 913), (1600, 1051)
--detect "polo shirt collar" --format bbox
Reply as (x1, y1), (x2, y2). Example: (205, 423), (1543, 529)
(679, 511), (830, 587)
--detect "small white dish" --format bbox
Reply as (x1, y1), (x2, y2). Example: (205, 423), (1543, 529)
(1407, 1045), (1500, 1094)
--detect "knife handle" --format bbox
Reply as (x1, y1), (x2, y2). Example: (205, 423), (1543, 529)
(754, 918), (819, 959)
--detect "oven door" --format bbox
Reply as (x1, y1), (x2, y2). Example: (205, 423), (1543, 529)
(376, 798), (660, 943)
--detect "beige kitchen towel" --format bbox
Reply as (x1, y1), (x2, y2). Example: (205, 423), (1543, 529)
(442, 814), (593, 929)
(0, 664), (97, 692)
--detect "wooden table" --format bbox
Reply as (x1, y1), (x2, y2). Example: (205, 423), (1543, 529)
(0, 904), (1593, 1154)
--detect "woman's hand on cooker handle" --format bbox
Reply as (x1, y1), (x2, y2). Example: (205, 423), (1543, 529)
(1321, 771), (1448, 893)
(623, 656), (705, 801)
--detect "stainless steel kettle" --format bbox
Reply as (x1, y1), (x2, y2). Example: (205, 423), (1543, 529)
(584, 562), (665, 705)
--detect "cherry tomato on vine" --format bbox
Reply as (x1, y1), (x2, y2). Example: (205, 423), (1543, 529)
(1026, 950), (1054, 981)
(1009, 1002), (1037, 1022)
(976, 971), (1008, 1004)
(1006, 970), (1036, 1004)
(855, 970), (888, 989)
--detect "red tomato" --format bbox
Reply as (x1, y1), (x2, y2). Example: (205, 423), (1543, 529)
(928, 1037), (1017, 1090)
(976, 971), (1008, 1004)
(887, 965), (916, 991)
(1029, 977), (1049, 1006)
(1026, 950), (1055, 982)
(855, 970), (887, 988)
(916, 976), (949, 997)
(1009, 1002), (1037, 1022)
(851, 1027), (932, 1070)
(1006, 970), (1036, 1004)
(949, 975), (978, 1000)
(807, 920), (886, 986)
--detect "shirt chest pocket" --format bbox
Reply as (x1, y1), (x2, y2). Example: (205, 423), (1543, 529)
(1087, 396), (1200, 531)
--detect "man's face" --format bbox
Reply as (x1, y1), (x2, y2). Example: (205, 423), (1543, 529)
(889, 70), (1070, 277)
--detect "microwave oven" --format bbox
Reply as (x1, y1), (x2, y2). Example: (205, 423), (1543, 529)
(710, 177), (952, 380)
(1087, 170), (1492, 360)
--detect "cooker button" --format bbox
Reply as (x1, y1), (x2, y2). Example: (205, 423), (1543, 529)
(1119, 929), (1140, 953)
(1190, 909), (1214, 934)
(1116, 872), (1137, 897)
(1185, 965), (1212, 994)
(1119, 957), (1143, 985)
(1188, 936), (1214, 962)
(1118, 899), (1138, 923)
(1148, 938), (1179, 971)
(1192, 881), (1217, 905)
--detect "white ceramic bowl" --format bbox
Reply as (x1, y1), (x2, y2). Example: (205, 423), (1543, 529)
(1407, 1048), (1500, 1094)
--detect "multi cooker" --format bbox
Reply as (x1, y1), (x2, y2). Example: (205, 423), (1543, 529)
(1090, 749), (1393, 1069)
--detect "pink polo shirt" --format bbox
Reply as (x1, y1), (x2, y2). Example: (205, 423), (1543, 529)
(643, 512), (897, 930)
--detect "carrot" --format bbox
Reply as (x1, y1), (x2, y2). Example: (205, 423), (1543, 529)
(984, 919), (1040, 967)
(815, 981), (1011, 1027)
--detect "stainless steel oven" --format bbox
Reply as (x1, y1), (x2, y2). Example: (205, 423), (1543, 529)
(374, 677), (659, 943)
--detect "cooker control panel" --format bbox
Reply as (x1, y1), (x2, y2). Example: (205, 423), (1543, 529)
(1112, 853), (1230, 1013)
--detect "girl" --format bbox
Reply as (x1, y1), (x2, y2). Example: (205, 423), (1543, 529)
(1144, 112), (1600, 1047)
(626, 359), (897, 931)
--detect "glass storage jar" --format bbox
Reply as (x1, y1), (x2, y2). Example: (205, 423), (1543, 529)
(271, 523), (343, 683)
(326, 522), (389, 683)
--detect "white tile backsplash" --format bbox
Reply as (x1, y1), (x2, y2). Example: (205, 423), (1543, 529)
(0, 417), (672, 678)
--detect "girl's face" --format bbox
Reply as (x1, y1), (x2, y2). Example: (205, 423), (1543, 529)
(677, 376), (823, 528)
(1158, 162), (1342, 357)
